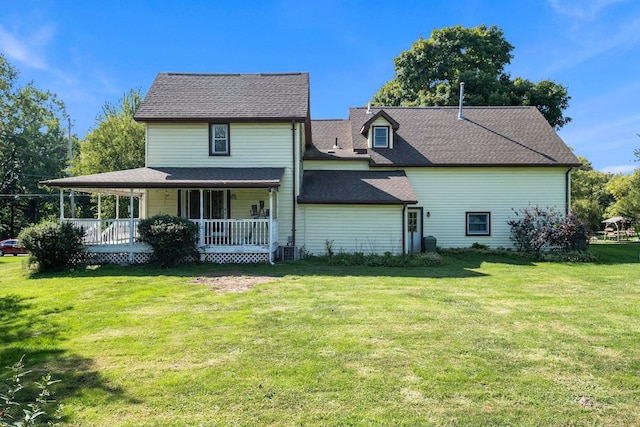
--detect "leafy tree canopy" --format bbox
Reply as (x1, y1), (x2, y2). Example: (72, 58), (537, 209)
(571, 156), (614, 231)
(605, 172), (640, 226)
(74, 88), (145, 175)
(0, 54), (68, 237)
(372, 25), (571, 129)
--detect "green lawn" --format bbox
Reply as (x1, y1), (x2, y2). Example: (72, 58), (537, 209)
(1, 245), (639, 426)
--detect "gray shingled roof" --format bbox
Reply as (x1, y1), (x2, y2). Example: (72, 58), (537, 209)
(305, 120), (368, 160)
(307, 106), (580, 166)
(298, 170), (417, 204)
(135, 73), (309, 121)
(41, 167), (285, 189)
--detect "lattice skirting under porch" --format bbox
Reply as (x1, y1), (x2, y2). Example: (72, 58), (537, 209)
(202, 252), (269, 264)
(83, 250), (269, 265)
(85, 252), (152, 265)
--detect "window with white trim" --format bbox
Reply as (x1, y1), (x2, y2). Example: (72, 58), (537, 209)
(466, 212), (491, 236)
(372, 126), (389, 148)
(210, 123), (230, 155)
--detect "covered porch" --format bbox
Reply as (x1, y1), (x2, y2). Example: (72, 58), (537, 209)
(41, 167), (284, 264)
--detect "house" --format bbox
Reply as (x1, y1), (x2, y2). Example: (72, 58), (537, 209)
(42, 72), (580, 263)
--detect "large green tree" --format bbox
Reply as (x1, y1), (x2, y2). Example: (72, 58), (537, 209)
(372, 25), (571, 129)
(0, 54), (68, 238)
(606, 172), (640, 228)
(75, 88), (145, 175)
(570, 157), (614, 231)
(74, 89), (145, 218)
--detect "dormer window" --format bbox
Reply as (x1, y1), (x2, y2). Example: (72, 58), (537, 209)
(372, 126), (389, 148)
(210, 123), (230, 156)
(360, 110), (398, 149)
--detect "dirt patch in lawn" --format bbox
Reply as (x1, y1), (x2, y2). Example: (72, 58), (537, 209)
(189, 271), (276, 293)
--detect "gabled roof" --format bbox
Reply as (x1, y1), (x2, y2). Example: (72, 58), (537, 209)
(349, 106), (580, 167)
(134, 72), (309, 122)
(307, 106), (580, 166)
(41, 167), (285, 190)
(298, 170), (417, 205)
(359, 110), (400, 135)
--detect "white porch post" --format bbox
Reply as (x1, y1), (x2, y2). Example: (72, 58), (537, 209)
(97, 194), (102, 220)
(199, 189), (205, 261)
(116, 196), (120, 219)
(129, 189), (134, 263)
(59, 189), (64, 221)
(269, 188), (274, 264)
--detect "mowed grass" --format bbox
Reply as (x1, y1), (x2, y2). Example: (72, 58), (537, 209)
(0, 245), (639, 426)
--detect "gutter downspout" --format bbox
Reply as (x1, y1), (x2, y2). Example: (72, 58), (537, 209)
(565, 168), (571, 215)
(268, 188), (274, 265)
(402, 204), (407, 255)
(291, 120), (297, 247)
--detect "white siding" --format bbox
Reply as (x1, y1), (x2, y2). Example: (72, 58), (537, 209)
(298, 204), (404, 255)
(303, 160), (370, 171)
(145, 121), (299, 246)
(406, 167), (569, 248)
(146, 189), (178, 216)
(146, 122), (294, 168)
(231, 189), (276, 220)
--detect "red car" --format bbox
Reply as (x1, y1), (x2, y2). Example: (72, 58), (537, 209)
(0, 239), (28, 256)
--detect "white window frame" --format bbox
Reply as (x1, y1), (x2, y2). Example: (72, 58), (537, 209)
(210, 123), (230, 156)
(466, 212), (491, 236)
(372, 126), (389, 148)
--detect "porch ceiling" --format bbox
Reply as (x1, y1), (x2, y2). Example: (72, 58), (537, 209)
(41, 167), (285, 191)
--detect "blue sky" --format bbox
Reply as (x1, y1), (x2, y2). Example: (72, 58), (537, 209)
(1, 0), (639, 173)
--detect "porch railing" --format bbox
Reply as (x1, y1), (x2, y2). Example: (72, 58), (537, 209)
(66, 219), (139, 245)
(65, 218), (277, 247)
(197, 219), (271, 245)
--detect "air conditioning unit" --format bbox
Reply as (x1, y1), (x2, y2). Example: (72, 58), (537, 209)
(280, 245), (298, 261)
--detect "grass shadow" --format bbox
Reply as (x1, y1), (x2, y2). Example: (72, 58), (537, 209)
(0, 294), (63, 348)
(0, 295), (141, 420)
(22, 250), (537, 281)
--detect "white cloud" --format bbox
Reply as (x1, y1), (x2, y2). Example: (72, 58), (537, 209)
(601, 164), (637, 174)
(0, 23), (54, 70)
(541, 0), (640, 75)
(548, 0), (628, 21)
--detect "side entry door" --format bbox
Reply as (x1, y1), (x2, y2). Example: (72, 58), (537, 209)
(407, 208), (423, 254)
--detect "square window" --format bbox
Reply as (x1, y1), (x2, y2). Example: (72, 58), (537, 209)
(210, 124), (229, 155)
(372, 126), (389, 148)
(466, 212), (491, 236)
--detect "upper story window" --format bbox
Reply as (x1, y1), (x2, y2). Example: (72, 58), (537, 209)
(372, 126), (389, 148)
(466, 212), (491, 236)
(210, 123), (230, 156)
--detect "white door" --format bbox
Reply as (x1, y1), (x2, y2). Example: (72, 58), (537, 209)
(407, 208), (422, 253)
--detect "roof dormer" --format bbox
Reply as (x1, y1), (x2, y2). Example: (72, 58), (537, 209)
(360, 110), (399, 149)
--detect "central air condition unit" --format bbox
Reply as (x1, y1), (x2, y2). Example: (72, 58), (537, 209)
(280, 245), (298, 261)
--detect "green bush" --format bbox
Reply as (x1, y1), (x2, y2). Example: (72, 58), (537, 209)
(137, 214), (199, 267)
(18, 221), (85, 273)
(507, 206), (591, 252)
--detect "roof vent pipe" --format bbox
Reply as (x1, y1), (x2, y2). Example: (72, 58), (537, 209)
(458, 82), (465, 120)
(366, 102), (372, 114)
(333, 137), (340, 149)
